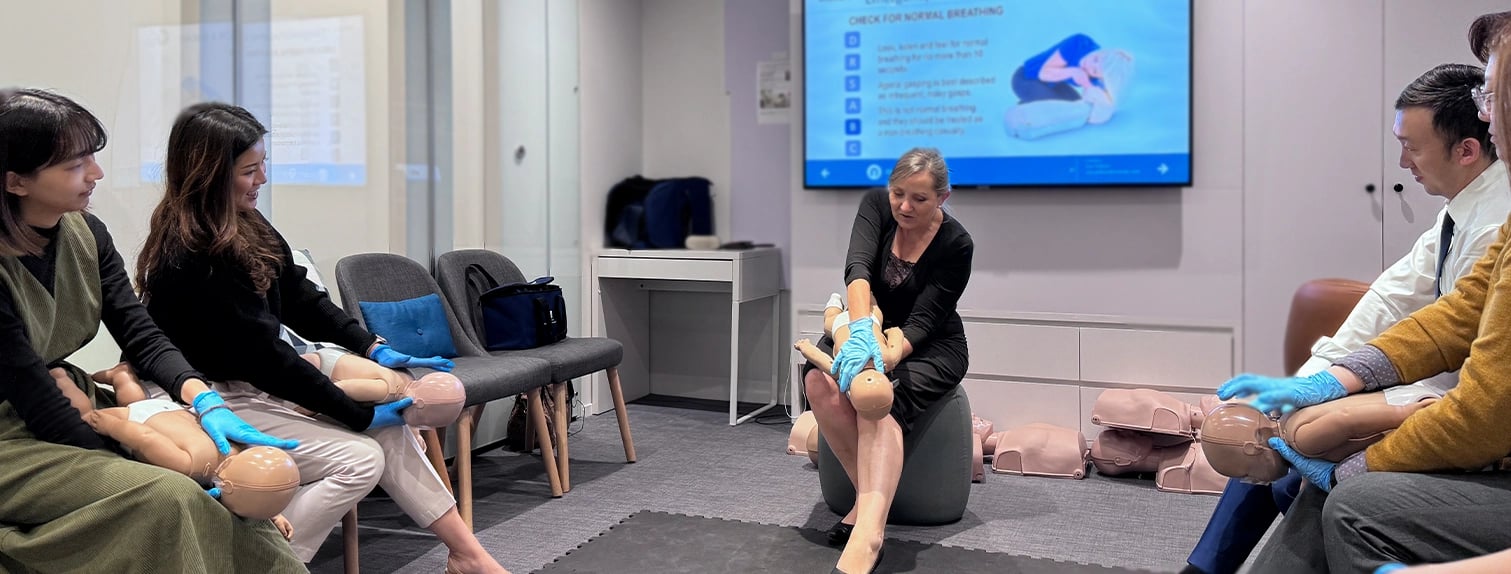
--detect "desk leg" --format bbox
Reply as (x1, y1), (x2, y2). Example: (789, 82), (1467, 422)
(729, 298), (740, 426)
(771, 293), (783, 415)
(733, 295), (782, 425)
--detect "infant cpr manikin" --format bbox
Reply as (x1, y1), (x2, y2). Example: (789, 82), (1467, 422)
(794, 294), (905, 422)
(990, 423), (1089, 480)
(971, 415), (994, 482)
(1090, 388), (1213, 439)
(1200, 392), (1438, 483)
(1087, 389), (1226, 494)
(401, 372), (466, 429)
(301, 351), (466, 429)
(73, 365), (300, 521)
(788, 411), (819, 458)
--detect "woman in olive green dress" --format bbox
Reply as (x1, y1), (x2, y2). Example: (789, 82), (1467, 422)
(0, 88), (305, 573)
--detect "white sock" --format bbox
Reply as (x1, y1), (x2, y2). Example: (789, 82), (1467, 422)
(824, 292), (844, 311)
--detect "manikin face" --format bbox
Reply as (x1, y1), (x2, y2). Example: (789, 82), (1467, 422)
(888, 171), (948, 232)
(233, 140), (268, 212)
(1393, 107), (1467, 200)
(5, 153), (103, 224)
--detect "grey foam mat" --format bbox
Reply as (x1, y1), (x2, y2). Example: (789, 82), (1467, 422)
(535, 510), (1156, 573)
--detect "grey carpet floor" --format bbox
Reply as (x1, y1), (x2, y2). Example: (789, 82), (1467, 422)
(309, 402), (1239, 574)
(538, 510), (1157, 573)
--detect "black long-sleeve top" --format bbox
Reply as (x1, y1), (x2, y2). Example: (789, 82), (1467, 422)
(0, 213), (203, 449)
(845, 189), (973, 352)
(142, 216), (378, 431)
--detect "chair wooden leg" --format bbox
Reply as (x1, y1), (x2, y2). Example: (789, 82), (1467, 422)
(458, 408), (475, 529)
(421, 428), (453, 496)
(528, 388), (564, 497)
(553, 382), (571, 492)
(469, 404), (486, 438)
(342, 509), (359, 574)
(607, 367), (636, 463)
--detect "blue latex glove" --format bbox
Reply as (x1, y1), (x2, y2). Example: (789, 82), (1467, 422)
(1217, 370), (1347, 415)
(1374, 564), (1408, 574)
(366, 397), (414, 430)
(192, 391), (301, 455)
(207, 486), (222, 499)
(830, 316), (885, 393)
(370, 343), (455, 372)
(1268, 437), (1338, 493)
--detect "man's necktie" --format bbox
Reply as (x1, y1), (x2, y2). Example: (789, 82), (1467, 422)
(1437, 213), (1456, 298)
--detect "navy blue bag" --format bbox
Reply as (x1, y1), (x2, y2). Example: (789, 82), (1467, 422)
(642, 177), (713, 248)
(606, 176), (713, 249)
(465, 264), (568, 350)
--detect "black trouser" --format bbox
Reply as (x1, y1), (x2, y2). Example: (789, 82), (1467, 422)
(1010, 65), (1081, 104)
(1251, 471), (1511, 573)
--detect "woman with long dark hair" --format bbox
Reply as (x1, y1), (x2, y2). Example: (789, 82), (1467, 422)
(136, 102), (507, 573)
(0, 88), (304, 572)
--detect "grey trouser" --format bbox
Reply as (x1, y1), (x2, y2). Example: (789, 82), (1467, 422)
(212, 380), (455, 561)
(1250, 470), (1511, 573)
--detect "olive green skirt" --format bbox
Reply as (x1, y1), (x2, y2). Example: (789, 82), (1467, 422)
(0, 365), (306, 573)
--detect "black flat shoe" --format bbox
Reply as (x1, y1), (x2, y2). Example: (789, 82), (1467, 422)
(828, 546), (885, 574)
(826, 520), (854, 547)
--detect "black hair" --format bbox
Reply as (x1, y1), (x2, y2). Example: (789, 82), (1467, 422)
(0, 88), (107, 255)
(1395, 63), (1497, 161)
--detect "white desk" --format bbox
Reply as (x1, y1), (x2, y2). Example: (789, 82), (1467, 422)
(590, 247), (782, 425)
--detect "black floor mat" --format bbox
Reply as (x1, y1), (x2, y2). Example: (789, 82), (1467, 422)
(535, 511), (1155, 574)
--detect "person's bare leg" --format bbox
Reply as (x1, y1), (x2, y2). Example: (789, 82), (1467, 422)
(837, 413), (904, 573)
(428, 508), (510, 573)
(812, 294), (868, 527)
(51, 368), (94, 419)
(805, 367), (861, 527)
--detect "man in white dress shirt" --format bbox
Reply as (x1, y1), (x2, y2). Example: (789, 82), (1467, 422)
(1184, 62), (1511, 574)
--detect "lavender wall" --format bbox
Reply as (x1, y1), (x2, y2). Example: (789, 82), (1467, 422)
(724, 0), (792, 280)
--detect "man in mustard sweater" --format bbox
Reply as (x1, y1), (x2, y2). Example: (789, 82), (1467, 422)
(1184, 60), (1511, 574)
(1228, 33), (1511, 573)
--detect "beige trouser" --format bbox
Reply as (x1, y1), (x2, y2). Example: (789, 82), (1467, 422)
(211, 380), (455, 561)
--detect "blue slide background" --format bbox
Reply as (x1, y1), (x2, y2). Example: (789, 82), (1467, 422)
(805, 0), (1191, 187)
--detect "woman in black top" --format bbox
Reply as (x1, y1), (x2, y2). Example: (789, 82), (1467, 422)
(803, 147), (973, 574)
(0, 89), (303, 572)
(137, 103), (508, 573)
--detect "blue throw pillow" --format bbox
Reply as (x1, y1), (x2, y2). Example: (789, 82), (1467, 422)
(358, 293), (460, 359)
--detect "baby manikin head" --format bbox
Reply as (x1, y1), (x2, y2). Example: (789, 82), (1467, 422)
(403, 372), (466, 429)
(1198, 402), (1288, 483)
(847, 370), (893, 421)
(214, 446), (300, 520)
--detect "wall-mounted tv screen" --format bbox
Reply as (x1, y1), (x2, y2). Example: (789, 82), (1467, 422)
(804, 0), (1192, 188)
